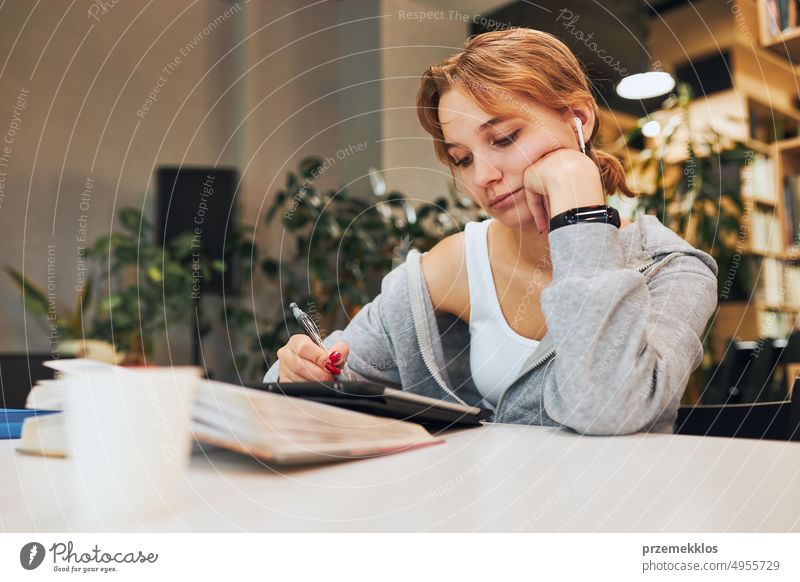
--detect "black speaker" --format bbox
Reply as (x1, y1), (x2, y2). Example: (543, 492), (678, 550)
(675, 50), (733, 98)
(156, 167), (239, 295)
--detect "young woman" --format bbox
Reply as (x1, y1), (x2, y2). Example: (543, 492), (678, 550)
(265, 28), (718, 435)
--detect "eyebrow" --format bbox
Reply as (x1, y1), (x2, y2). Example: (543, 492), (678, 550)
(443, 116), (511, 151)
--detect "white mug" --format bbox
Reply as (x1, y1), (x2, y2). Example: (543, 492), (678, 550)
(63, 365), (201, 528)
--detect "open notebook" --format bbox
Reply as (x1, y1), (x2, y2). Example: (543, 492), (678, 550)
(17, 360), (443, 465)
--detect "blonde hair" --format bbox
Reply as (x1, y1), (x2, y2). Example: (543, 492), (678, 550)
(416, 28), (636, 198)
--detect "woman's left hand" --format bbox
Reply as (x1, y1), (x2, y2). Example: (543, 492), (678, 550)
(523, 148), (605, 233)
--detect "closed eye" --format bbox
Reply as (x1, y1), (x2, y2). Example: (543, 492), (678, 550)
(452, 130), (521, 168)
(493, 130), (520, 147)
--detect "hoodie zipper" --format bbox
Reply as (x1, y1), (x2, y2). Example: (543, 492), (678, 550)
(490, 258), (657, 420)
(491, 347), (556, 420)
(637, 260), (655, 273)
(407, 251), (469, 406)
(411, 302), (469, 405)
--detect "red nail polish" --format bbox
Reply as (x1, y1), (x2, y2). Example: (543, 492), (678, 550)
(324, 362), (341, 375)
(329, 351), (343, 364)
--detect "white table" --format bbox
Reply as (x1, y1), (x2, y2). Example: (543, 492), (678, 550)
(3, 424), (800, 532)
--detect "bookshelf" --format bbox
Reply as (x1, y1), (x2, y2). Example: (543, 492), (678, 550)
(708, 110), (800, 363)
(620, 89), (800, 363)
(644, 0), (800, 372)
(757, 0), (800, 63)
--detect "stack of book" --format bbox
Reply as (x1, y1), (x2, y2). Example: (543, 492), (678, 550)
(17, 364), (446, 465)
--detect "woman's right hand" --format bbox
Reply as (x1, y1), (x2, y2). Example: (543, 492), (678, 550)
(276, 335), (349, 382)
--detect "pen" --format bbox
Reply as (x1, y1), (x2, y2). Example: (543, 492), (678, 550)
(289, 302), (349, 380)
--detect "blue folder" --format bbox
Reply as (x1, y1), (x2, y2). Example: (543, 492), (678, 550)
(0, 409), (60, 440)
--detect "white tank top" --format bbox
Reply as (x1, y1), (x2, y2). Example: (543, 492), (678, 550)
(464, 219), (541, 407)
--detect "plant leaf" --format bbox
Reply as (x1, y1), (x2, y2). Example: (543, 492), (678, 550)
(69, 275), (93, 336)
(119, 208), (145, 233)
(299, 156), (325, 180)
(4, 266), (52, 319)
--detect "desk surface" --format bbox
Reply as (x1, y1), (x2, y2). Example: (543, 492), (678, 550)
(3, 424), (800, 532)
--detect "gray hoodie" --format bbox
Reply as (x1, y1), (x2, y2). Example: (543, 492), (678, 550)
(265, 216), (719, 435)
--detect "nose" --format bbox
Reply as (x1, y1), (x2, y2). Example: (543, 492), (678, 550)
(470, 152), (502, 190)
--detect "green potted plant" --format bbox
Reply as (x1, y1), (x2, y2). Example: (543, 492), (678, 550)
(4, 265), (124, 363)
(87, 207), (220, 365)
(7, 206), (223, 366)
(625, 84), (750, 293)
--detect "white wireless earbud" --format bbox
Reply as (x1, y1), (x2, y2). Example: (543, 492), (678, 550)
(574, 116), (586, 155)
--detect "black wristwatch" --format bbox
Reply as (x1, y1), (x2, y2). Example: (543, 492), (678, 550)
(549, 204), (621, 232)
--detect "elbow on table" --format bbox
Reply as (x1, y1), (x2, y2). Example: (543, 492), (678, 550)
(559, 411), (653, 436)
(547, 368), (663, 436)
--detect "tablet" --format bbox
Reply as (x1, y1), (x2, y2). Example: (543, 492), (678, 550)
(248, 381), (492, 429)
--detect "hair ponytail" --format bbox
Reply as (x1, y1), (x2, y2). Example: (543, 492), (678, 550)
(589, 144), (637, 198)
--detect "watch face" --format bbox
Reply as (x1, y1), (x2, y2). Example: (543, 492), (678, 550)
(574, 206), (608, 221)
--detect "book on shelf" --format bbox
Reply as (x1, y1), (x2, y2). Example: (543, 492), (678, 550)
(750, 154), (776, 203)
(749, 208), (784, 254)
(785, 265), (800, 307)
(764, 0), (799, 36)
(756, 309), (793, 338)
(764, 0), (781, 37)
(16, 362), (449, 465)
(780, 0), (791, 30)
(755, 257), (786, 305)
(783, 173), (800, 248)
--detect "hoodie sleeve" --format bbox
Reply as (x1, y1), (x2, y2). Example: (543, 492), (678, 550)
(263, 266), (405, 385)
(539, 221), (718, 435)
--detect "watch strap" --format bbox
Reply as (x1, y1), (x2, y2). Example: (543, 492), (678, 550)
(549, 204), (621, 232)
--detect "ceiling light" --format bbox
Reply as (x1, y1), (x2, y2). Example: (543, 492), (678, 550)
(616, 71), (676, 100)
(641, 120), (661, 137)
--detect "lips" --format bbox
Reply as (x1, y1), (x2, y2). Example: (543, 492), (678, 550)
(489, 188), (522, 208)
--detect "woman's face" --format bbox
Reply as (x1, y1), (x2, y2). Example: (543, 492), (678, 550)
(438, 87), (579, 228)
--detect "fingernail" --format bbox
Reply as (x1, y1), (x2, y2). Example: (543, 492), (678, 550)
(328, 351), (343, 364)
(324, 362), (341, 375)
